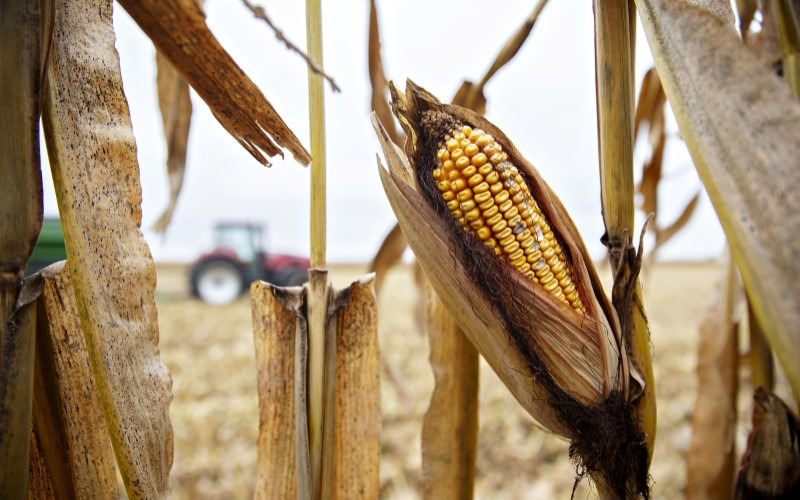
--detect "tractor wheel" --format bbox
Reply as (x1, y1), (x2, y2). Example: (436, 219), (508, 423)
(272, 266), (308, 287)
(191, 258), (244, 305)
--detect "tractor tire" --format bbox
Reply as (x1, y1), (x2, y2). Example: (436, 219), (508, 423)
(272, 266), (308, 287)
(191, 258), (244, 305)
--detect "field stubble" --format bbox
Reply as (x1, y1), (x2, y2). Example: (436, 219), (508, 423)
(155, 260), (770, 498)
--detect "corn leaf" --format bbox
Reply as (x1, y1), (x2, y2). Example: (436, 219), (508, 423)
(451, 0), (550, 113)
(686, 258), (740, 499)
(30, 263), (119, 498)
(41, 1), (173, 495)
(421, 280), (478, 499)
(367, 224), (407, 295)
(368, 0), (403, 148)
(748, 294), (775, 391)
(150, 52), (193, 233)
(0, 0), (44, 493)
(655, 191), (701, 252)
(118, 0), (310, 166)
(636, 0), (800, 401)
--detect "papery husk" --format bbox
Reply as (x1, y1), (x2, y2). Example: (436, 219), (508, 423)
(374, 81), (650, 497)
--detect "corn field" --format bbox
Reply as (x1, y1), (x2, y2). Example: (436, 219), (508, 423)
(2, 0), (799, 499)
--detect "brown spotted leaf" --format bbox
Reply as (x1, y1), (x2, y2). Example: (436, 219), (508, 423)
(118, 0), (310, 166)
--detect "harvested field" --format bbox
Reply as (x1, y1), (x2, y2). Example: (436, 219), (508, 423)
(155, 261), (777, 498)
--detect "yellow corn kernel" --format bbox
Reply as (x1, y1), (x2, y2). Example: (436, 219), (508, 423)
(432, 125), (585, 313)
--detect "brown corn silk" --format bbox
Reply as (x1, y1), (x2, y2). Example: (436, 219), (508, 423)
(375, 81), (650, 497)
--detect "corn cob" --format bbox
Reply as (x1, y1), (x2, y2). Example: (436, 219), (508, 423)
(432, 125), (585, 313)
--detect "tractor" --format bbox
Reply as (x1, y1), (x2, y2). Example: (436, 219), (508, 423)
(190, 222), (309, 305)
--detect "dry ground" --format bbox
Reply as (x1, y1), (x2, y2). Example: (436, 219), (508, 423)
(154, 261), (776, 499)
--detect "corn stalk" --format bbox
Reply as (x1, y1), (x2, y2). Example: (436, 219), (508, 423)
(594, 0), (657, 478)
(0, 0), (45, 494)
(29, 263), (119, 498)
(305, 0), (329, 494)
(41, 1), (174, 495)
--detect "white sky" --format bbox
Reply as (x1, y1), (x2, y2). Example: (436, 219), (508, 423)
(40, 0), (726, 263)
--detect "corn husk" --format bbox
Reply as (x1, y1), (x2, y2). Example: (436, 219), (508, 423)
(373, 81), (649, 495)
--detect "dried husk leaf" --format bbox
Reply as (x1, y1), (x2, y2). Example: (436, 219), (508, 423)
(655, 191), (700, 251)
(118, 0), (310, 166)
(374, 82), (650, 494)
(42, 1), (173, 495)
(28, 428), (56, 498)
(30, 263), (119, 498)
(1, 277), (38, 496)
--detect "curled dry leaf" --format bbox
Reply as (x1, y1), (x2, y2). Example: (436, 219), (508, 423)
(368, 0), (403, 147)
(451, 0), (549, 114)
(373, 81), (650, 497)
(151, 52), (192, 233)
(118, 0), (310, 166)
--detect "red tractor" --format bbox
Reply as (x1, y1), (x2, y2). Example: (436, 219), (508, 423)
(190, 223), (309, 305)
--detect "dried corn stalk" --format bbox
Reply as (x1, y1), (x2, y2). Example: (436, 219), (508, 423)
(29, 263), (119, 498)
(421, 280), (478, 499)
(1, 0), (45, 494)
(42, 0), (173, 495)
(251, 276), (380, 499)
(374, 81), (649, 497)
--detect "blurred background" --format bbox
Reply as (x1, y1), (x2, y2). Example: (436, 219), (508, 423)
(40, 0), (724, 265)
(34, 1), (748, 497)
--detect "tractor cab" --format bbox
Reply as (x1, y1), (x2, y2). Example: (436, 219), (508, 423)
(213, 223), (264, 267)
(191, 222), (308, 305)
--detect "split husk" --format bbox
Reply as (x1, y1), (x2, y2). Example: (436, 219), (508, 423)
(373, 81), (649, 497)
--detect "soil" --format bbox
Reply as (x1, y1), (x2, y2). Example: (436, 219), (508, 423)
(153, 261), (781, 499)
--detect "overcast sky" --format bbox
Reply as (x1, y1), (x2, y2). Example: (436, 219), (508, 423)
(40, 0), (726, 263)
